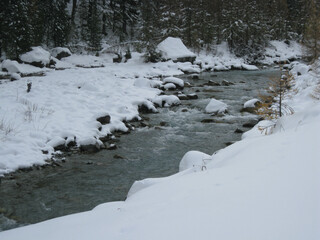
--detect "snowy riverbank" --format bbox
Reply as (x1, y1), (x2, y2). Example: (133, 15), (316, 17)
(1, 57), (319, 239)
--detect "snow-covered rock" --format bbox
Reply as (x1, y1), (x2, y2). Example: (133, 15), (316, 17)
(47, 136), (66, 150)
(179, 150), (212, 172)
(20, 47), (51, 68)
(163, 83), (176, 90)
(1, 60), (20, 73)
(241, 64), (259, 71)
(163, 76), (184, 88)
(10, 73), (21, 81)
(244, 98), (261, 108)
(205, 98), (228, 114)
(152, 95), (181, 107)
(51, 47), (71, 60)
(156, 37), (196, 63)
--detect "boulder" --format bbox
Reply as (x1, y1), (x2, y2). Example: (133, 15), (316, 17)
(51, 47), (71, 60)
(163, 76), (184, 89)
(205, 98), (228, 115)
(186, 93), (198, 99)
(156, 37), (196, 63)
(221, 80), (235, 86)
(1, 60), (20, 73)
(20, 47), (51, 68)
(241, 98), (261, 113)
(96, 114), (111, 125)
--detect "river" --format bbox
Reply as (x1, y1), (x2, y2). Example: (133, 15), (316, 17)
(0, 69), (279, 231)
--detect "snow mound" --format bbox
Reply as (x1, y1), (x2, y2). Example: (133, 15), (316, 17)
(156, 37), (196, 61)
(179, 150), (212, 172)
(205, 99), (228, 114)
(163, 76), (184, 88)
(20, 47), (51, 67)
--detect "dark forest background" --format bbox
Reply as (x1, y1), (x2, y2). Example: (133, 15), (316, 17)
(0, 0), (319, 61)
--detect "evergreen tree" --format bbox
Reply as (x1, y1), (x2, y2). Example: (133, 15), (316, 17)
(1, 0), (32, 59)
(304, 0), (320, 61)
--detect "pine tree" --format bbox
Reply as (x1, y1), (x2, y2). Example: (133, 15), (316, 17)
(304, 0), (320, 62)
(51, 0), (70, 47)
(1, 0), (32, 59)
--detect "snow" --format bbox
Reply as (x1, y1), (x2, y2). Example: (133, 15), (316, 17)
(20, 47), (51, 65)
(205, 98), (228, 114)
(179, 150), (212, 172)
(162, 76), (184, 88)
(152, 95), (180, 107)
(156, 37), (196, 61)
(0, 43), (319, 240)
(241, 63), (259, 71)
(244, 98), (260, 108)
(47, 136), (65, 148)
(262, 40), (302, 65)
(1, 80), (319, 239)
(51, 47), (71, 59)
(197, 42), (259, 71)
(1, 60), (20, 73)
(163, 83), (176, 90)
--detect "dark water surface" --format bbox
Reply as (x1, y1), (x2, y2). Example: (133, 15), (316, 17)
(0, 69), (279, 231)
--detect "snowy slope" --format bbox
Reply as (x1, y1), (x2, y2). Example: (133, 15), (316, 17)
(1, 61), (319, 239)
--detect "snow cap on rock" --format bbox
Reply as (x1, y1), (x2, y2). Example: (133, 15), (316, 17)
(156, 37), (196, 61)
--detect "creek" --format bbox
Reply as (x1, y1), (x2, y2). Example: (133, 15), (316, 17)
(0, 69), (279, 231)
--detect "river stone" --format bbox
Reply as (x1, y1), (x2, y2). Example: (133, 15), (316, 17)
(187, 93), (198, 99)
(234, 128), (244, 133)
(178, 94), (188, 100)
(181, 109), (188, 112)
(225, 141), (236, 146)
(221, 80), (235, 86)
(192, 74), (199, 79)
(205, 80), (221, 86)
(201, 119), (215, 123)
(80, 143), (100, 153)
(243, 119), (259, 128)
(96, 115), (111, 125)
(106, 143), (117, 150)
(113, 154), (124, 159)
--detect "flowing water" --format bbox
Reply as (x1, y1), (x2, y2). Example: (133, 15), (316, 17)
(0, 69), (279, 231)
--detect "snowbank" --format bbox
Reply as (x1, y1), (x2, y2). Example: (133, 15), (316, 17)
(0, 54), (187, 176)
(205, 98), (228, 114)
(156, 37), (196, 62)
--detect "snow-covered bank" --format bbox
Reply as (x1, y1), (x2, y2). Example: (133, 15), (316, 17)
(1, 58), (319, 239)
(0, 53), (191, 176)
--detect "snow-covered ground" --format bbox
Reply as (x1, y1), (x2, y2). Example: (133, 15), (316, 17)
(1, 57), (319, 239)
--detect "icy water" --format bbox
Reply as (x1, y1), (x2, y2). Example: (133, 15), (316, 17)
(0, 69), (279, 231)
